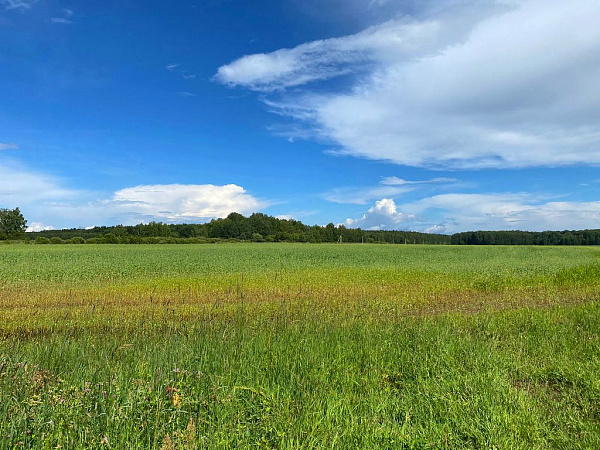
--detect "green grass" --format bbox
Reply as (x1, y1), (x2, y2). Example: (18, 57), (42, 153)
(1, 244), (599, 448)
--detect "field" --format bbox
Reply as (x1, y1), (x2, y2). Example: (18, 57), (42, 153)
(1, 243), (600, 448)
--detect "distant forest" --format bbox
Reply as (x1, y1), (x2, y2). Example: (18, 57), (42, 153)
(23, 212), (600, 245)
(27, 212), (450, 245)
(451, 230), (600, 246)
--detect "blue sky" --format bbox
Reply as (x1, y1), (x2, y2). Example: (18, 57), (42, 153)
(1, 0), (599, 233)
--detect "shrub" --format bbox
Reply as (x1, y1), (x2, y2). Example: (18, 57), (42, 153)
(35, 237), (51, 245)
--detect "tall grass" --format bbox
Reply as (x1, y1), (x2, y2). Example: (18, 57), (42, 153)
(1, 244), (599, 448)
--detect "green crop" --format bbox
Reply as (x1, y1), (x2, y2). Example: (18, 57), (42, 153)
(1, 244), (599, 448)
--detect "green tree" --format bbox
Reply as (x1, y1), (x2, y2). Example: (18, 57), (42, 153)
(0, 207), (27, 240)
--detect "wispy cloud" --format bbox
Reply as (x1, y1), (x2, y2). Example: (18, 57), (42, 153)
(380, 176), (457, 186)
(323, 176), (456, 204)
(216, 19), (441, 91)
(323, 185), (414, 205)
(0, 143), (18, 151)
(177, 91), (197, 97)
(51, 18), (72, 24)
(0, 0), (37, 10)
(51, 8), (73, 24)
(218, 0), (600, 169)
(166, 64), (197, 80)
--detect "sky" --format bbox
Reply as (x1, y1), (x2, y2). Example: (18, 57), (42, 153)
(1, 0), (600, 234)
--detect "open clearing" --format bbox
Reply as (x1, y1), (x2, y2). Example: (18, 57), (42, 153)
(1, 244), (600, 448)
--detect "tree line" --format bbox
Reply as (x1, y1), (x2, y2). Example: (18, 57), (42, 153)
(3, 207), (599, 245)
(24, 212), (451, 244)
(451, 230), (600, 246)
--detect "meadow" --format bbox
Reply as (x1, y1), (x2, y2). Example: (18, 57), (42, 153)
(1, 243), (599, 448)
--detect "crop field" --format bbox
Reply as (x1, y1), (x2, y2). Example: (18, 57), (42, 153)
(1, 243), (600, 448)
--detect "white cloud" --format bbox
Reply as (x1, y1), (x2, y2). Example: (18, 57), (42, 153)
(380, 176), (457, 186)
(26, 222), (55, 232)
(51, 7), (73, 24)
(216, 19), (442, 91)
(166, 63), (181, 71)
(345, 193), (600, 233)
(111, 184), (267, 222)
(51, 17), (72, 24)
(0, 143), (18, 151)
(324, 185), (413, 205)
(177, 91), (197, 97)
(0, 0), (37, 10)
(323, 176), (456, 204)
(345, 198), (415, 230)
(424, 224), (446, 234)
(0, 161), (267, 228)
(0, 162), (77, 203)
(219, 0), (600, 169)
(404, 193), (600, 232)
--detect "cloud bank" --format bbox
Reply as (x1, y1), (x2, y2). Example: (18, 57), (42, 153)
(112, 184), (266, 222)
(345, 194), (600, 233)
(217, 0), (600, 169)
(0, 162), (266, 229)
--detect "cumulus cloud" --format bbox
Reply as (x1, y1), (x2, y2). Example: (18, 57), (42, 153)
(0, 161), (266, 228)
(111, 184), (267, 222)
(345, 193), (600, 233)
(26, 222), (55, 232)
(218, 0), (600, 169)
(0, 143), (18, 151)
(345, 198), (415, 230)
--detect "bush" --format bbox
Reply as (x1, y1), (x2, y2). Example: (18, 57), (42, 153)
(35, 237), (51, 245)
(50, 237), (64, 244)
(67, 237), (85, 244)
(103, 233), (118, 244)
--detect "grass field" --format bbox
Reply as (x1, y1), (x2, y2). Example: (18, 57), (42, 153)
(1, 244), (600, 448)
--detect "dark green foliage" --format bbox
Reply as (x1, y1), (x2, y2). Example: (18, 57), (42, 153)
(26, 213), (451, 245)
(0, 207), (27, 240)
(451, 229), (600, 245)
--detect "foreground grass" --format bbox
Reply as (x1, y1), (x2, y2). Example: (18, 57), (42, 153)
(1, 244), (600, 448)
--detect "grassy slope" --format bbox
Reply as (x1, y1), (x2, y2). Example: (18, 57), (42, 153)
(1, 244), (600, 448)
